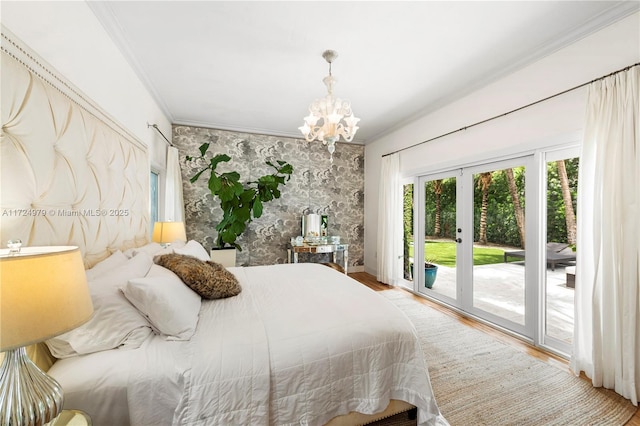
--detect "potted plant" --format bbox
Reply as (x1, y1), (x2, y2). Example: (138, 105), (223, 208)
(186, 143), (293, 262)
(410, 258), (438, 289)
(423, 261), (438, 289)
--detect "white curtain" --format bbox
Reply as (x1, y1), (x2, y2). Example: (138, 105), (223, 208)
(377, 153), (403, 285)
(571, 65), (639, 406)
(165, 146), (185, 222)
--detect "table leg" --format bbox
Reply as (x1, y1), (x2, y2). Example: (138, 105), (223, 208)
(343, 247), (348, 274)
(293, 252), (299, 264)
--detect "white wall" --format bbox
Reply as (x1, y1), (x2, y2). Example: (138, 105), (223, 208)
(364, 11), (640, 276)
(1, 1), (172, 216)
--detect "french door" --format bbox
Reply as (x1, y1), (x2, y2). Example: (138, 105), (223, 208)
(414, 156), (536, 339)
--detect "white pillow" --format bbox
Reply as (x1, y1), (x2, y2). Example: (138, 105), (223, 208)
(85, 250), (127, 281)
(173, 240), (210, 261)
(46, 252), (155, 358)
(122, 242), (164, 259)
(123, 240), (187, 258)
(168, 239), (186, 249)
(122, 266), (201, 341)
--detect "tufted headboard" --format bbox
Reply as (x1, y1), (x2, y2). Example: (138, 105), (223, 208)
(0, 26), (150, 268)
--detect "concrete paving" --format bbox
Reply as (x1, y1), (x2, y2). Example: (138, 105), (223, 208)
(407, 260), (575, 344)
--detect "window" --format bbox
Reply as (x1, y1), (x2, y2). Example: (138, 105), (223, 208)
(150, 170), (159, 237)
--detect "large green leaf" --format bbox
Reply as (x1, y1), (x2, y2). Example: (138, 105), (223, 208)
(208, 174), (222, 192)
(220, 171), (240, 183)
(190, 168), (207, 184)
(198, 143), (210, 157)
(253, 198), (263, 218)
(231, 221), (246, 234)
(240, 189), (256, 203)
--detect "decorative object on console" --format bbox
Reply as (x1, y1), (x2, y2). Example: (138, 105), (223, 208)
(186, 143), (293, 252)
(152, 221), (187, 247)
(7, 239), (22, 255)
(0, 245), (93, 426)
(321, 215), (328, 236)
(299, 50), (360, 163)
(302, 213), (322, 238)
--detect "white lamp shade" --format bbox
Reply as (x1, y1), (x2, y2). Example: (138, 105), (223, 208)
(0, 246), (93, 351)
(152, 221), (187, 244)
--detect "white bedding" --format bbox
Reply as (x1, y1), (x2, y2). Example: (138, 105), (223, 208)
(49, 263), (447, 425)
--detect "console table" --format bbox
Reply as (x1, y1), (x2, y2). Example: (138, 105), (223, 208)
(287, 243), (349, 274)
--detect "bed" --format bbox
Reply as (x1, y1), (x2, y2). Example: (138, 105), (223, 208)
(1, 26), (447, 425)
(45, 244), (447, 426)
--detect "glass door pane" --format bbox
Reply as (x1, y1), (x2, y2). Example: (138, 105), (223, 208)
(419, 175), (458, 302)
(402, 182), (414, 289)
(471, 165), (526, 327)
(544, 154), (578, 353)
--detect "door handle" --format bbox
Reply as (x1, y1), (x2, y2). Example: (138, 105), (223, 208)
(456, 238), (462, 243)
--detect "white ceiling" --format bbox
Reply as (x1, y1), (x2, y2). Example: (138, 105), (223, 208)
(89, 1), (637, 144)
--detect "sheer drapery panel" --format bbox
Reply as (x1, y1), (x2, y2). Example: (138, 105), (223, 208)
(377, 153), (402, 285)
(165, 146), (185, 222)
(572, 65), (639, 406)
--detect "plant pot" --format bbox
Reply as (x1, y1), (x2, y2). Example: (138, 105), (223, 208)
(424, 265), (438, 289)
(410, 263), (438, 289)
(210, 246), (236, 267)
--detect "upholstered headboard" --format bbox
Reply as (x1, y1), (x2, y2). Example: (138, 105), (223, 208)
(0, 27), (150, 267)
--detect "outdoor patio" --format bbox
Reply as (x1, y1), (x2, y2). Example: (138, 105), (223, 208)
(407, 260), (575, 344)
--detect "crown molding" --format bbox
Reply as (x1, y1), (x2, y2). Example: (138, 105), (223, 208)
(172, 119), (365, 145)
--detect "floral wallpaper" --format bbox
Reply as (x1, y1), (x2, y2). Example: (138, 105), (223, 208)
(173, 125), (364, 268)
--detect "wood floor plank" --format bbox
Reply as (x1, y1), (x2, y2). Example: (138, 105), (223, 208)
(348, 271), (640, 425)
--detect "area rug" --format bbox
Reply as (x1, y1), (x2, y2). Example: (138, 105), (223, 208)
(373, 290), (636, 426)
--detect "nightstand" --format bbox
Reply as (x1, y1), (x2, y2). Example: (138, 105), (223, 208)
(48, 410), (92, 426)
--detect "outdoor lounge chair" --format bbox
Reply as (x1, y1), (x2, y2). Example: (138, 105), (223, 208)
(504, 242), (576, 271)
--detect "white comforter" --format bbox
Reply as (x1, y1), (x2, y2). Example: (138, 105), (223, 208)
(50, 263), (447, 425)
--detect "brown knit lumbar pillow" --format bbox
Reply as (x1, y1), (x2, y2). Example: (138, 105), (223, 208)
(155, 253), (241, 299)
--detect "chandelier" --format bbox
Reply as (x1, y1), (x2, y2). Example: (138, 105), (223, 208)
(299, 50), (360, 163)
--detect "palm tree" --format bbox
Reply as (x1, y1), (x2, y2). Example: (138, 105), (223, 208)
(505, 168), (526, 248)
(433, 180), (443, 236)
(477, 172), (493, 245)
(556, 160), (577, 245)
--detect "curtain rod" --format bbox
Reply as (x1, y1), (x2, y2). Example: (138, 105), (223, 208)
(382, 62), (640, 158)
(147, 123), (174, 147)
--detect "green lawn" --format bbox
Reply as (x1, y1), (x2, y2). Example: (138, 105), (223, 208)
(409, 240), (505, 267)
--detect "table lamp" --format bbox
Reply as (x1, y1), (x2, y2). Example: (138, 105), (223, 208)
(0, 246), (93, 425)
(152, 221), (187, 247)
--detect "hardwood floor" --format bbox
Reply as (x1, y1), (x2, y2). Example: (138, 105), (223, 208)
(348, 271), (640, 425)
